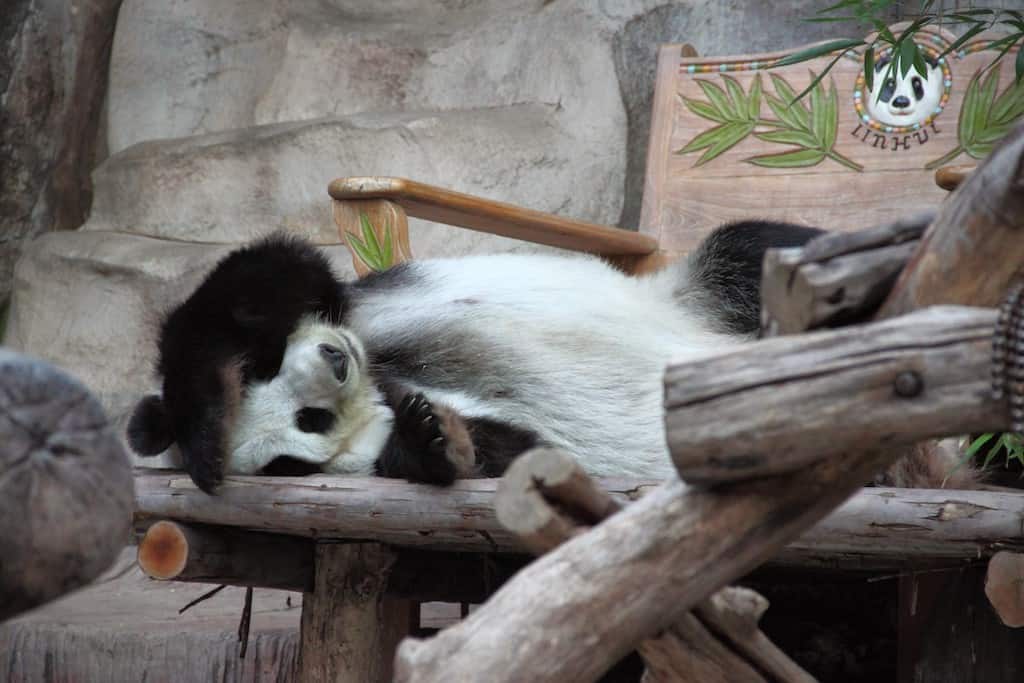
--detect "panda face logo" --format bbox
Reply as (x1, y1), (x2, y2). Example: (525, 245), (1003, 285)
(864, 53), (944, 127)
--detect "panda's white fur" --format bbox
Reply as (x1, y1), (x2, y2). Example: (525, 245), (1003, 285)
(227, 252), (743, 479)
(230, 318), (394, 475)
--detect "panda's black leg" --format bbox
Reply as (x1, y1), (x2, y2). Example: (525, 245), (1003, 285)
(376, 390), (475, 485)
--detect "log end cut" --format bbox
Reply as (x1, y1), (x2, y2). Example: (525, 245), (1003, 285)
(985, 551), (1024, 628)
(138, 521), (189, 580)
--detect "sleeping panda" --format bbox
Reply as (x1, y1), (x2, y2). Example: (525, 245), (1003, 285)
(126, 220), (972, 491)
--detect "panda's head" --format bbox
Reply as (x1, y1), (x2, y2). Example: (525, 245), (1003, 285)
(224, 316), (383, 476)
(126, 234), (350, 492)
(865, 50), (943, 127)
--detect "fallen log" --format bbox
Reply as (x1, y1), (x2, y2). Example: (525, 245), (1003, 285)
(0, 350), (134, 622)
(667, 306), (1005, 484)
(390, 121), (1024, 683)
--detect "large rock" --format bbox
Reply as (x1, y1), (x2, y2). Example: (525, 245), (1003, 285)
(0, 0), (122, 306)
(83, 104), (611, 251)
(106, 0), (860, 229)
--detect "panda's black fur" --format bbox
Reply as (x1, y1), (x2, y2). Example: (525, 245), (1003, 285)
(128, 220), (826, 493)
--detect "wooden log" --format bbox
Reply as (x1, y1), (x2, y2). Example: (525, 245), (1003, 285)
(880, 124), (1024, 315)
(298, 542), (412, 683)
(695, 588), (817, 683)
(134, 473), (1024, 569)
(984, 551), (1024, 628)
(0, 350), (134, 622)
(638, 614), (766, 683)
(760, 213), (930, 335)
(668, 306), (1006, 484)
(137, 520), (313, 591)
(393, 123), (1024, 682)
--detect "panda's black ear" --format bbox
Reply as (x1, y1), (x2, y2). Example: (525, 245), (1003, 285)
(127, 394), (175, 456)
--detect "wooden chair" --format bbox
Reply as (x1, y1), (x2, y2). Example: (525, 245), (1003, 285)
(136, 23), (1024, 682)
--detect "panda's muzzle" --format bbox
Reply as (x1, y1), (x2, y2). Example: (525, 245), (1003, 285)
(318, 343), (349, 382)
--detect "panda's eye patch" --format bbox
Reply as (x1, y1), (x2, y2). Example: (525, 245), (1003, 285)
(912, 76), (924, 100)
(296, 407), (337, 434)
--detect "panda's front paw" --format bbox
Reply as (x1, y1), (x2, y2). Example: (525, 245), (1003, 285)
(393, 392), (476, 485)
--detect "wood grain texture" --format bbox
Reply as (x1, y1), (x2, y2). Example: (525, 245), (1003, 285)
(137, 520), (313, 591)
(880, 123), (1024, 314)
(643, 28), (1021, 251)
(668, 307), (1005, 483)
(0, 349), (134, 622)
(761, 213), (930, 335)
(298, 543), (411, 683)
(133, 473), (1024, 569)
(328, 177), (657, 255)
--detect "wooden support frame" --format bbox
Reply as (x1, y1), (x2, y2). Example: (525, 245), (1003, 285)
(298, 542), (413, 683)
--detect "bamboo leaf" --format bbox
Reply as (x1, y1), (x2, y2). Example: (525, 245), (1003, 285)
(771, 38), (864, 67)
(347, 232), (382, 271)
(810, 72), (828, 145)
(677, 123), (733, 154)
(683, 96), (729, 123)
(957, 70), (982, 147)
(696, 80), (737, 120)
(1018, 41), (1024, 83)
(746, 148), (826, 168)
(359, 212), (383, 258)
(939, 22), (988, 59)
(695, 121), (754, 165)
(864, 45), (875, 92)
(381, 220), (394, 267)
(898, 37), (917, 78)
(991, 76), (1024, 124)
(754, 129), (821, 147)
(824, 79), (839, 148)
(722, 75), (749, 119)
(765, 93), (807, 131)
(747, 74), (763, 120)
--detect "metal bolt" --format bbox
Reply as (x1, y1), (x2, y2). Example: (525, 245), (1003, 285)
(894, 371), (923, 398)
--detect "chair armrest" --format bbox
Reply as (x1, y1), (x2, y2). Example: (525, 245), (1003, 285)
(328, 176), (659, 256)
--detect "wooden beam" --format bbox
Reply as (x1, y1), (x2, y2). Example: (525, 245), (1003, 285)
(298, 542), (412, 683)
(328, 177), (658, 256)
(137, 520), (313, 591)
(0, 349), (134, 622)
(667, 306), (1006, 484)
(134, 472), (1024, 569)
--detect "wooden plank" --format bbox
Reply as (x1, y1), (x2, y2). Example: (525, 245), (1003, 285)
(333, 198), (412, 276)
(298, 542), (412, 683)
(643, 27), (1022, 251)
(328, 177), (658, 255)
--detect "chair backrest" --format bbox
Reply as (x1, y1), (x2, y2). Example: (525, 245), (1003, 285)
(640, 23), (1024, 259)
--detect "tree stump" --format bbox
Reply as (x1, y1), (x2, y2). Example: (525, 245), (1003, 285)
(0, 349), (134, 621)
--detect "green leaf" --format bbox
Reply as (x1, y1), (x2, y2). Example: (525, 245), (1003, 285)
(765, 93), (807, 131)
(754, 129), (821, 147)
(958, 70), (983, 147)
(677, 123), (731, 154)
(823, 79), (839, 148)
(939, 22), (988, 59)
(359, 212), (383, 257)
(696, 80), (737, 120)
(722, 75), (749, 119)
(695, 121), (755, 165)
(747, 74), (763, 120)
(965, 432), (996, 459)
(381, 221), (394, 267)
(912, 46), (929, 81)
(746, 148), (826, 168)
(683, 96), (729, 123)
(771, 38), (865, 67)
(1018, 40), (1024, 83)
(809, 72), (828, 145)
(864, 45), (875, 92)
(898, 37), (917, 78)
(347, 231), (381, 271)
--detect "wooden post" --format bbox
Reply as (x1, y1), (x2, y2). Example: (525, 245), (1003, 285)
(298, 542), (413, 683)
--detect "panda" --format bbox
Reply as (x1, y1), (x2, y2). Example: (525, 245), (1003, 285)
(864, 48), (944, 128)
(126, 220), (975, 492)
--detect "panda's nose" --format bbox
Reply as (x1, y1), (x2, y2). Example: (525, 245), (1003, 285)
(892, 95), (911, 108)
(319, 344), (349, 381)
